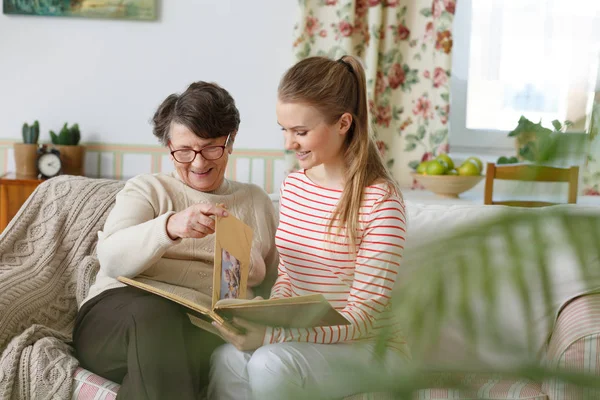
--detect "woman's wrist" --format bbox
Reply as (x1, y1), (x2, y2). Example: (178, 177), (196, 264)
(165, 214), (180, 240)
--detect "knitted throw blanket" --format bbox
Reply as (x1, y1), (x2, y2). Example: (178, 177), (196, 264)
(0, 176), (124, 400)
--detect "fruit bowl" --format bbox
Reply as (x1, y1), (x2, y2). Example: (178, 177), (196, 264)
(411, 173), (485, 198)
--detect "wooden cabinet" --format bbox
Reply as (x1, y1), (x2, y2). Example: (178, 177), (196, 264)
(0, 173), (44, 233)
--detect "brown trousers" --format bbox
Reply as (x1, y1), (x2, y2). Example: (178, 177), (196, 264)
(73, 286), (223, 400)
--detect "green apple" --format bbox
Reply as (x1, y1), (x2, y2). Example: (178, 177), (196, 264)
(447, 169), (458, 175)
(416, 161), (430, 174)
(426, 160), (446, 175)
(436, 154), (454, 171)
(457, 162), (480, 176)
(466, 156), (483, 172)
(497, 156), (509, 165)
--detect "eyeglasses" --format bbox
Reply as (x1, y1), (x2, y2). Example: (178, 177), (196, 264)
(170, 134), (231, 163)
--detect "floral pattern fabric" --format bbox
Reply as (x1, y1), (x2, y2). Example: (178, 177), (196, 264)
(289, 0), (455, 188)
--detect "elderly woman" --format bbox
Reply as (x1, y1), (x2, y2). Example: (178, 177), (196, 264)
(73, 82), (278, 399)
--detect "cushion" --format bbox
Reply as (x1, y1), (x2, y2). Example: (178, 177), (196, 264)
(542, 294), (600, 399)
(72, 368), (119, 400)
(413, 376), (547, 400)
(71, 368), (547, 400)
(343, 377), (547, 400)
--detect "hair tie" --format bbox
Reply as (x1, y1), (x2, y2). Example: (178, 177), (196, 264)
(337, 57), (359, 116)
(337, 58), (353, 74)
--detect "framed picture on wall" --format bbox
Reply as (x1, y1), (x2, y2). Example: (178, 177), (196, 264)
(3, 0), (157, 20)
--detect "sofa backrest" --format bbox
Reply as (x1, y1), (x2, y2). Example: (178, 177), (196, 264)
(402, 201), (600, 367)
(405, 201), (600, 244)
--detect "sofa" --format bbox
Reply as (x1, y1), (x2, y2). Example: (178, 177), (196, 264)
(1, 176), (599, 400)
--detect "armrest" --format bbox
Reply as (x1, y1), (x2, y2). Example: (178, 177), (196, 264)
(542, 293), (600, 400)
(544, 293), (600, 365)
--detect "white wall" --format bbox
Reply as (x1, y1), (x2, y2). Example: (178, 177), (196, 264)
(0, 0), (297, 149)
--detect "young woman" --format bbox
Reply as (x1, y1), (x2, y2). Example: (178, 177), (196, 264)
(209, 56), (409, 399)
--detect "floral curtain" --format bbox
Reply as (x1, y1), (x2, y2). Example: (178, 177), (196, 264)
(287, 0), (456, 188)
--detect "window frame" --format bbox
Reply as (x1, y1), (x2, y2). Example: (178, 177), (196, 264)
(449, 0), (600, 158)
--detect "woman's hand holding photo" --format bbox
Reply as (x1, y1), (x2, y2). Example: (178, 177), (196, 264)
(166, 203), (229, 240)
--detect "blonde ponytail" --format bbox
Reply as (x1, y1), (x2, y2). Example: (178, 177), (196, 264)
(279, 56), (400, 253)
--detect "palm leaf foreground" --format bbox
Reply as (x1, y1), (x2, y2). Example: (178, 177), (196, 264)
(381, 133), (600, 399)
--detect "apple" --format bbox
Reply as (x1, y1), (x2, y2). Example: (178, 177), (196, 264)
(465, 156), (483, 173)
(436, 154), (454, 171)
(426, 160), (446, 175)
(497, 156), (510, 165)
(457, 161), (480, 176)
(416, 161), (430, 174)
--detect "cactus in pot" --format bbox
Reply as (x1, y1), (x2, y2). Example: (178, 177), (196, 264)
(14, 120), (40, 176)
(49, 122), (85, 176)
(22, 121), (40, 144)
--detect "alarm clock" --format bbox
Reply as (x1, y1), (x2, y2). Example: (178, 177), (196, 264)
(37, 146), (62, 179)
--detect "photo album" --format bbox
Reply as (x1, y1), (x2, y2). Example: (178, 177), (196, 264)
(118, 212), (349, 337)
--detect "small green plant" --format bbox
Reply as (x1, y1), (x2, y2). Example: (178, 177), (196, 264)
(22, 121), (40, 144)
(508, 116), (573, 163)
(50, 123), (81, 146)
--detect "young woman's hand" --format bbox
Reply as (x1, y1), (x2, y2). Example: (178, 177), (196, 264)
(213, 318), (266, 352)
(166, 203), (228, 240)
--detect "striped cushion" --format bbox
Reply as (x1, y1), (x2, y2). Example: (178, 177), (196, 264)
(542, 294), (600, 400)
(71, 369), (546, 400)
(344, 394), (399, 400)
(343, 377), (547, 400)
(544, 294), (600, 366)
(70, 369), (546, 400)
(413, 378), (547, 400)
(72, 368), (119, 400)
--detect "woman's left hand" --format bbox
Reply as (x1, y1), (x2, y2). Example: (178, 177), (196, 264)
(213, 318), (266, 352)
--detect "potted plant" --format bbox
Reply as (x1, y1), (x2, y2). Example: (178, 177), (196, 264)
(508, 116), (572, 162)
(14, 121), (40, 177)
(50, 123), (84, 176)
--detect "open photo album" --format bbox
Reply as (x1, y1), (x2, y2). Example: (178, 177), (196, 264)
(118, 212), (349, 337)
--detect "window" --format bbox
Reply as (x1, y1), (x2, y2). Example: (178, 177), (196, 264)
(450, 0), (600, 154)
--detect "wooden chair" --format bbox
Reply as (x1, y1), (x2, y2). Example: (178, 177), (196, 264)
(483, 163), (579, 207)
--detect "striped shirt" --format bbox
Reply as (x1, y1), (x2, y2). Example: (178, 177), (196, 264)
(265, 170), (409, 357)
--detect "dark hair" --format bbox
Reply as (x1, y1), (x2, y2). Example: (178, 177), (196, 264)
(278, 56), (399, 253)
(152, 81), (240, 146)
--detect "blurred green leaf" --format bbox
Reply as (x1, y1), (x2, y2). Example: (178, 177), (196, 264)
(552, 119), (562, 131)
(408, 160), (420, 170)
(404, 142), (417, 152)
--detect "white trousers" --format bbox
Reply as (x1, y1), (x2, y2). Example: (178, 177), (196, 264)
(207, 342), (407, 400)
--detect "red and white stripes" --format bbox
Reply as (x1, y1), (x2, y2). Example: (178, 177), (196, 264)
(266, 171), (409, 356)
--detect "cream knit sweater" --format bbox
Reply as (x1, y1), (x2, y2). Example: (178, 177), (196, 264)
(82, 171), (278, 306)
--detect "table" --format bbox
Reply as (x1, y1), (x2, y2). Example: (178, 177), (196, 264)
(0, 173), (44, 232)
(403, 181), (600, 206)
